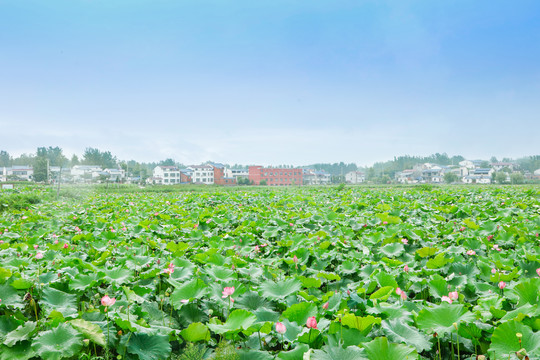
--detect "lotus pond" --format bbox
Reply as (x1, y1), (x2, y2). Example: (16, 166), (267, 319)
(0, 185), (539, 360)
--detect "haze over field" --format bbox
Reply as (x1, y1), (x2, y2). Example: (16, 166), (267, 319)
(1, 1), (539, 166)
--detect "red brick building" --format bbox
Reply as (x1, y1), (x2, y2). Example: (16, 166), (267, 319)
(248, 166), (303, 186)
(210, 163), (237, 186)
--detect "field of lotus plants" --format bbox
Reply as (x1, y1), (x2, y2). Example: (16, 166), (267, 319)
(0, 185), (539, 360)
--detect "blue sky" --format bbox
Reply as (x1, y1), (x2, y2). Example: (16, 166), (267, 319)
(1, 0), (539, 165)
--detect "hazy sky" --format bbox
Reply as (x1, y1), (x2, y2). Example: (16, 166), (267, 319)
(1, 0), (539, 166)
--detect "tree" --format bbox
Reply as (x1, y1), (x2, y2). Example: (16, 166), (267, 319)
(70, 155), (80, 166)
(444, 172), (459, 184)
(259, 179), (267, 185)
(33, 157), (48, 182)
(510, 172), (524, 184)
(0, 150), (10, 167)
(37, 146), (67, 166)
(82, 148), (117, 168)
(494, 172), (507, 184)
(159, 158), (176, 166)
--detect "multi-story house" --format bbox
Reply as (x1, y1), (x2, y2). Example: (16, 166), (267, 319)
(189, 165), (214, 184)
(152, 165), (181, 185)
(209, 163), (236, 186)
(248, 166), (303, 186)
(345, 171), (366, 184)
(303, 169), (331, 185)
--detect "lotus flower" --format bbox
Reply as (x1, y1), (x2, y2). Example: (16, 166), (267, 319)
(322, 302), (329, 310)
(396, 287), (407, 300)
(404, 264), (409, 272)
(101, 295), (116, 307)
(441, 296), (452, 304)
(276, 322), (286, 334)
(491, 268), (497, 274)
(536, 268), (540, 277)
(35, 252), (43, 260)
(306, 316), (318, 329)
(448, 291), (459, 300)
(222, 286), (235, 298)
(466, 250), (476, 255)
(498, 281), (506, 290)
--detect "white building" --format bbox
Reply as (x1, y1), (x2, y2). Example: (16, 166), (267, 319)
(226, 168), (249, 181)
(303, 169), (331, 185)
(2, 166), (34, 181)
(345, 171), (365, 184)
(152, 166), (181, 185)
(71, 165), (102, 182)
(189, 165), (214, 184)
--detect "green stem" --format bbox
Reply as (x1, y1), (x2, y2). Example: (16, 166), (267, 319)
(451, 332), (455, 359)
(123, 332), (132, 359)
(258, 330), (262, 349)
(106, 309), (110, 360)
(457, 331), (460, 359)
(437, 335), (441, 360)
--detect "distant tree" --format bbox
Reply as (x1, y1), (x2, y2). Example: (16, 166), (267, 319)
(259, 179), (267, 185)
(12, 153), (36, 166)
(33, 157), (48, 182)
(160, 158), (176, 166)
(490, 156), (498, 163)
(82, 148), (117, 168)
(444, 172), (459, 184)
(494, 172), (507, 184)
(0, 150), (10, 167)
(479, 161), (490, 168)
(70, 155), (80, 166)
(37, 146), (67, 166)
(510, 172), (524, 184)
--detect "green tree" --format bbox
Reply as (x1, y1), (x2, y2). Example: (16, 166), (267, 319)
(259, 179), (267, 185)
(33, 157), (49, 182)
(160, 158), (176, 166)
(70, 154), (80, 166)
(37, 146), (67, 166)
(82, 148), (117, 168)
(494, 172), (507, 184)
(443, 172), (459, 184)
(510, 172), (524, 184)
(0, 150), (10, 167)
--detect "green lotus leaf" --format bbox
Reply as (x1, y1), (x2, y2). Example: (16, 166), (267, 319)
(170, 278), (208, 309)
(416, 303), (475, 335)
(40, 286), (79, 319)
(31, 323), (83, 360)
(362, 337), (418, 360)
(4, 322), (36, 347)
(0, 341), (36, 360)
(488, 320), (540, 358)
(70, 318), (106, 347)
(180, 322), (211, 342)
(260, 278), (301, 300)
(207, 309), (257, 334)
(277, 343), (309, 360)
(126, 333), (172, 360)
(282, 302), (317, 326)
(381, 319), (431, 353)
(310, 345), (365, 360)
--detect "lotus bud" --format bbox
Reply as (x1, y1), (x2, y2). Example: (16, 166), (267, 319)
(477, 356), (486, 360)
(453, 322), (458, 330)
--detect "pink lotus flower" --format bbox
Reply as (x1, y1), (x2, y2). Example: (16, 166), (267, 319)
(222, 287), (235, 298)
(404, 264), (409, 272)
(193, 224), (198, 229)
(466, 250), (476, 255)
(33, 244), (38, 250)
(293, 255), (298, 264)
(448, 291), (459, 300)
(63, 243), (69, 249)
(498, 281), (506, 290)
(322, 302), (329, 310)
(101, 295), (116, 307)
(35, 252), (43, 260)
(206, 219), (212, 224)
(54, 240), (58, 244)
(383, 221), (388, 225)
(493, 245), (501, 251)
(396, 288), (407, 300)
(487, 235), (493, 240)
(276, 322), (287, 334)
(441, 296), (452, 304)
(401, 238), (408, 244)
(491, 268), (497, 274)
(459, 227), (465, 232)
(289, 223), (293, 227)
(306, 316), (318, 329)
(164, 263), (175, 275)
(536, 268), (540, 277)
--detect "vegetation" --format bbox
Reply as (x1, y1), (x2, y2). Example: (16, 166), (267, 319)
(0, 185), (539, 359)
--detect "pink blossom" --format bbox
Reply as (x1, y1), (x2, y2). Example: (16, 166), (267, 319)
(276, 322), (287, 334)
(254, 245), (260, 252)
(396, 288), (407, 300)
(206, 219), (212, 224)
(448, 291), (459, 300)
(293, 255), (298, 264)
(101, 295), (116, 307)
(404, 264), (409, 272)
(306, 316), (318, 329)
(441, 296), (452, 304)
(466, 250), (476, 255)
(401, 238), (408, 244)
(383, 221), (388, 225)
(289, 223), (293, 226)
(498, 281), (506, 290)
(54, 240), (58, 244)
(487, 235), (493, 240)
(164, 263), (175, 275)
(35, 252), (44, 260)
(491, 268), (497, 274)
(222, 287), (235, 298)
(459, 227), (465, 232)
(322, 302), (329, 310)
(193, 224), (198, 229)
(63, 243), (69, 249)
(536, 268), (540, 277)
(0, 240), (3, 244)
